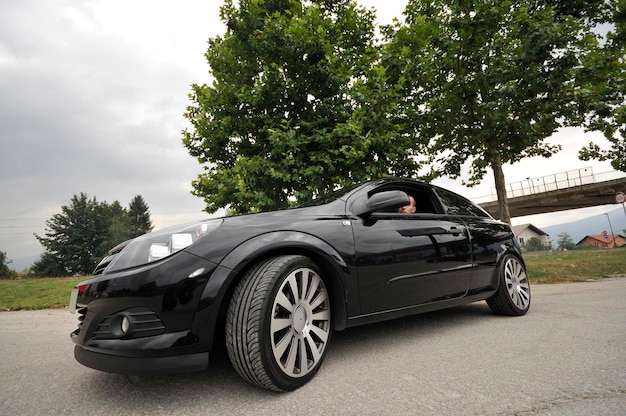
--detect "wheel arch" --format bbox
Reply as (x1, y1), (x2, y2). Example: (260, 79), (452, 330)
(492, 241), (527, 287)
(197, 231), (352, 350)
(486, 246), (531, 316)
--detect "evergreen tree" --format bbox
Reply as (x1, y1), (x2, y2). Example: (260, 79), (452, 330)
(0, 250), (13, 279)
(103, 200), (133, 249)
(30, 251), (69, 277)
(128, 195), (153, 237)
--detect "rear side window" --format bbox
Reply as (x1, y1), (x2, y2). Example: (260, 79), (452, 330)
(435, 187), (491, 218)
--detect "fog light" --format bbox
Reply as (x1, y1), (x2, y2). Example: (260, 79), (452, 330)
(121, 316), (130, 334)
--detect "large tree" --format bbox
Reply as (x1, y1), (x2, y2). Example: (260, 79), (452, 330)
(183, 0), (420, 214)
(386, 0), (605, 224)
(578, 0), (626, 171)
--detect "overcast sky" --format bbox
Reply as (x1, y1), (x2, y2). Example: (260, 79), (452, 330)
(0, 0), (622, 268)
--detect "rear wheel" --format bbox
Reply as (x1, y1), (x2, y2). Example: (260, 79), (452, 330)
(226, 255), (332, 391)
(487, 254), (531, 316)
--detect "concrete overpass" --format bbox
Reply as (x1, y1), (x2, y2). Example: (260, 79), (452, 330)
(477, 168), (626, 220)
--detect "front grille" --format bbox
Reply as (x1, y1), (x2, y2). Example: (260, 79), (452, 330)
(76, 306), (87, 329)
(93, 307), (166, 340)
(71, 306), (88, 339)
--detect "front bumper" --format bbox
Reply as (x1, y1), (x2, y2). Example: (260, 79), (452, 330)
(74, 345), (209, 375)
(70, 251), (218, 375)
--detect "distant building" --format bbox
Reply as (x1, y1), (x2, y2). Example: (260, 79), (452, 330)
(512, 223), (550, 247)
(576, 234), (625, 249)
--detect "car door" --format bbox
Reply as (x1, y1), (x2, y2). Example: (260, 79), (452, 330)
(432, 186), (514, 293)
(351, 189), (473, 314)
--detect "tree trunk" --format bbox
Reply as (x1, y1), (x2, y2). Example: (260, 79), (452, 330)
(492, 154), (512, 225)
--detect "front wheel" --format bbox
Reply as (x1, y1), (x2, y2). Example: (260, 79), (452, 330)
(486, 254), (531, 316)
(226, 255), (332, 391)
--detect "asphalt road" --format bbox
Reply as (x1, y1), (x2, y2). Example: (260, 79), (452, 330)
(1, 278), (625, 416)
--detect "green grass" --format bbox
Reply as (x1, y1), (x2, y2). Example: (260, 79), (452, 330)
(0, 276), (87, 311)
(1, 249), (625, 310)
(523, 248), (626, 284)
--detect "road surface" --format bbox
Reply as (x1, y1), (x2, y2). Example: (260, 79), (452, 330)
(1, 278), (625, 415)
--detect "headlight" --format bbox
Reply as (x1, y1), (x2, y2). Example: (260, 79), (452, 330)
(99, 219), (223, 273)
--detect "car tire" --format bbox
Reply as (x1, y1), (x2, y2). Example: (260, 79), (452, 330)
(486, 254), (531, 316)
(226, 255), (332, 391)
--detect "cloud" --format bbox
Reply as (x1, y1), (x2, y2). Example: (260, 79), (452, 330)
(0, 0), (223, 262)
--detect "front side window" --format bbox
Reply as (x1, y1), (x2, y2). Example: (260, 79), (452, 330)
(370, 185), (441, 214)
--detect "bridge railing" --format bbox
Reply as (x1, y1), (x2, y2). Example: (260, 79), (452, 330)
(474, 168), (626, 204)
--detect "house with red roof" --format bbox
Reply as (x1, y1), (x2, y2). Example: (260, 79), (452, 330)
(576, 233), (625, 249)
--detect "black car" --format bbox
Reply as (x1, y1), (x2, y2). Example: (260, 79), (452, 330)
(70, 178), (530, 391)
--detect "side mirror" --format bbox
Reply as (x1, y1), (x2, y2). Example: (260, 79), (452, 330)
(352, 190), (410, 216)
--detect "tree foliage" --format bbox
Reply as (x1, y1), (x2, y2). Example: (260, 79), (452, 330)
(184, 0), (618, 221)
(556, 232), (577, 250)
(29, 252), (68, 278)
(524, 237), (548, 252)
(128, 195), (154, 236)
(32, 193), (153, 277)
(183, 0), (420, 214)
(578, 0), (626, 172)
(0, 250), (16, 279)
(384, 0), (604, 224)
